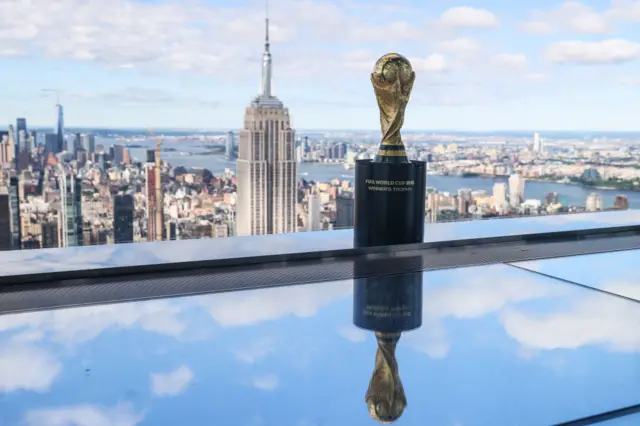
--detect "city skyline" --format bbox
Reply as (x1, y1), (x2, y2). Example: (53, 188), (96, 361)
(1, 0), (639, 131)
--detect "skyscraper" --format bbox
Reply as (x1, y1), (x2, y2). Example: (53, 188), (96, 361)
(82, 134), (96, 155)
(56, 102), (65, 153)
(509, 174), (525, 208)
(58, 167), (83, 247)
(236, 17), (297, 236)
(493, 182), (508, 212)
(16, 118), (26, 169)
(9, 177), (21, 250)
(114, 194), (134, 244)
(335, 192), (355, 229)
(614, 195), (629, 210)
(0, 186), (11, 251)
(226, 131), (235, 160)
(144, 138), (163, 242)
(586, 193), (602, 212)
(307, 191), (321, 232)
(41, 221), (59, 248)
(113, 144), (125, 166)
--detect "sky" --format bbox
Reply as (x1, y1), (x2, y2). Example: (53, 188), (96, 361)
(0, 264), (638, 426)
(0, 0), (639, 131)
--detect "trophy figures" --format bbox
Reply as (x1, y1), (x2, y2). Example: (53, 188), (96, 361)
(353, 262), (423, 423)
(354, 53), (427, 248)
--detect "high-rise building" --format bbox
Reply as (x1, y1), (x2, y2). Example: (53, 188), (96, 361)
(113, 144), (125, 166)
(614, 195), (629, 210)
(335, 192), (355, 229)
(533, 132), (542, 153)
(16, 118), (27, 135)
(0, 186), (11, 251)
(56, 102), (65, 153)
(493, 182), (508, 213)
(544, 192), (559, 206)
(509, 174), (525, 208)
(58, 168), (83, 247)
(146, 149), (155, 163)
(114, 194), (134, 244)
(427, 192), (440, 223)
(45, 133), (60, 154)
(236, 17), (297, 236)
(307, 191), (321, 232)
(0, 133), (15, 167)
(226, 131), (235, 160)
(586, 193), (602, 212)
(41, 220), (59, 248)
(145, 140), (163, 242)
(9, 177), (21, 250)
(81, 134), (96, 155)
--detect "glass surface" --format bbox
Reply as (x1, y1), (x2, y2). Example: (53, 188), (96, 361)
(1, 264), (638, 425)
(515, 249), (640, 302)
(600, 413), (640, 425)
(1, 210), (638, 278)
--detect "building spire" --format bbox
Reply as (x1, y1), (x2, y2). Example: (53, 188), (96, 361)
(260, 0), (272, 97)
(265, 0), (270, 51)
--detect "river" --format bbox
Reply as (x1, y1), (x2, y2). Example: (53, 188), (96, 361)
(127, 142), (638, 209)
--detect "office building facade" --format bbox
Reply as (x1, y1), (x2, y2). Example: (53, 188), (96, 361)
(236, 18), (297, 236)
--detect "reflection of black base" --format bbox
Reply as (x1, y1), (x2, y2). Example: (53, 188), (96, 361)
(353, 267), (423, 333)
(354, 160), (426, 248)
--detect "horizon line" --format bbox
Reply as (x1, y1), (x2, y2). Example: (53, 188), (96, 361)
(20, 126), (640, 134)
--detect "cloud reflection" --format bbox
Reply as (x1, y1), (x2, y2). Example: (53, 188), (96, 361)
(501, 286), (640, 352)
(0, 343), (61, 392)
(24, 403), (143, 426)
(202, 280), (352, 327)
(150, 365), (194, 397)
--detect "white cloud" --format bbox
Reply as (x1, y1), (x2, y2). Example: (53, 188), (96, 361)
(350, 21), (422, 42)
(403, 265), (567, 358)
(524, 73), (549, 83)
(547, 39), (640, 64)
(0, 300), (186, 344)
(413, 53), (448, 73)
(437, 38), (481, 55)
(337, 325), (368, 343)
(494, 53), (528, 69)
(501, 283), (640, 352)
(0, 343), (61, 392)
(439, 7), (499, 28)
(252, 374), (279, 391)
(619, 77), (640, 85)
(234, 339), (275, 364)
(519, 20), (554, 35)
(202, 280), (351, 327)
(520, 1), (640, 35)
(25, 403), (143, 426)
(605, 0), (640, 22)
(520, 2), (611, 35)
(150, 365), (193, 397)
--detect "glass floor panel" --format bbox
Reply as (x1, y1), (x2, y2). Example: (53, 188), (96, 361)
(0, 264), (638, 426)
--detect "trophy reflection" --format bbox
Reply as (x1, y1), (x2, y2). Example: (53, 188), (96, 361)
(353, 266), (423, 423)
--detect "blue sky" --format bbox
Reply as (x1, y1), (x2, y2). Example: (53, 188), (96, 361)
(0, 265), (639, 425)
(0, 0), (639, 131)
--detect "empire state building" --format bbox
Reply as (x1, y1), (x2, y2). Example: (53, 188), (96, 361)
(236, 18), (297, 236)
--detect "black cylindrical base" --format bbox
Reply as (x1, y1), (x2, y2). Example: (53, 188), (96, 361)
(354, 160), (426, 248)
(353, 267), (423, 333)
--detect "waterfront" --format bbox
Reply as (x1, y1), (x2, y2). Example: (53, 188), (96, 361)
(125, 140), (638, 209)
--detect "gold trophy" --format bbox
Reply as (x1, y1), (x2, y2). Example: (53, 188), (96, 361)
(371, 53), (416, 163)
(353, 53), (425, 248)
(365, 332), (407, 423)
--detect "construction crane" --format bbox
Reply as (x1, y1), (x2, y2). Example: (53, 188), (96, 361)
(146, 126), (164, 242)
